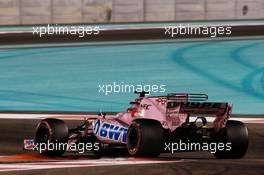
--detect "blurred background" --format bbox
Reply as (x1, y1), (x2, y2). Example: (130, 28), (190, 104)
(0, 0), (264, 25)
(0, 0), (264, 114)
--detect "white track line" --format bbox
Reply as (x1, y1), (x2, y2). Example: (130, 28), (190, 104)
(0, 158), (184, 172)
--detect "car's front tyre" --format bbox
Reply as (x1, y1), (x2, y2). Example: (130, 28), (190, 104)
(35, 118), (69, 157)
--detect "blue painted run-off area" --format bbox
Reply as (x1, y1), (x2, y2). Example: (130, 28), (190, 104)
(0, 39), (264, 114)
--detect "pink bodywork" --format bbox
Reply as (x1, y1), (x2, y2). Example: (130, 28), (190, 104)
(23, 94), (232, 150)
(105, 94), (232, 132)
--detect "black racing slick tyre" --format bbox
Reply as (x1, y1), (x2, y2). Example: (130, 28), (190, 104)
(35, 118), (69, 157)
(126, 119), (164, 157)
(213, 120), (248, 159)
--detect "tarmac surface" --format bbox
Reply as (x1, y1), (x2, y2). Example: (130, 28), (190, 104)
(0, 116), (263, 175)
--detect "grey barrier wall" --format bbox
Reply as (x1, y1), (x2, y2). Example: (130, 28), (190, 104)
(0, 0), (263, 25)
(112, 0), (264, 22)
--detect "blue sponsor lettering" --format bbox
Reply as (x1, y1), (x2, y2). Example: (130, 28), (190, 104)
(108, 125), (121, 141)
(100, 123), (110, 137)
(119, 127), (127, 143)
(93, 119), (127, 143)
(94, 119), (101, 134)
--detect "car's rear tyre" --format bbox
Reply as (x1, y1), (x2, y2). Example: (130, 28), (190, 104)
(126, 119), (164, 157)
(213, 120), (248, 159)
(35, 118), (69, 157)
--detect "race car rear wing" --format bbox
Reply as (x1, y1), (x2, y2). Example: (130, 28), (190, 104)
(180, 102), (228, 115)
(167, 93), (208, 102)
(167, 94), (228, 116)
(167, 101), (228, 116)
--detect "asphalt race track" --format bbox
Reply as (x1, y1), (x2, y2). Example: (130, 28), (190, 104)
(0, 115), (263, 175)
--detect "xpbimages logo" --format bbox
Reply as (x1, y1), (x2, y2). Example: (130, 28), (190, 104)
(164, 140), (232, 154)
(164, 24), (232, 38)
(32, 24), (100, 38)
(98, 82), (166, 95)
(30, 140), (100, 154)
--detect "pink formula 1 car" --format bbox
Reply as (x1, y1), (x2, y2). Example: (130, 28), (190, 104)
(24, 91), (248, 158)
